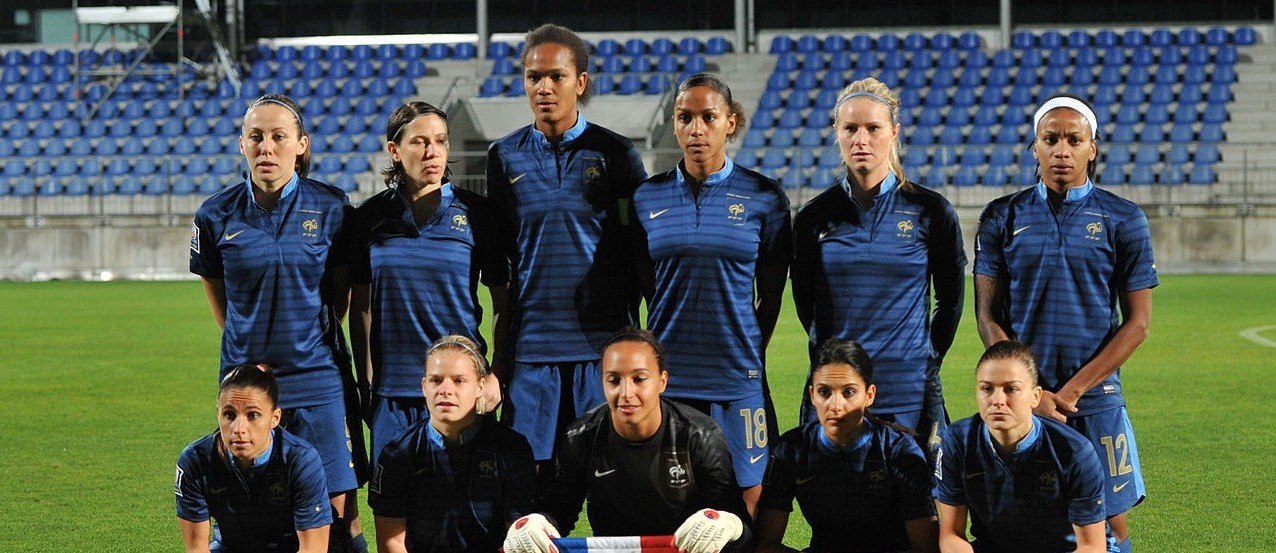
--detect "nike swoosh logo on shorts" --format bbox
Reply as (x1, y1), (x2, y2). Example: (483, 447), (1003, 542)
(509, 173), (527, 184)
(649, 208), (670, 219)
(223, 229), (245, 241)
(749, 453), (766, 464)
(593, 469), (616, 477)
(1013, 225), (1031, 236)
(1113, 481), (1131, 493)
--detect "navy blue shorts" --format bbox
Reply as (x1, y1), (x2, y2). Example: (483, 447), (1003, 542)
(368, 395), (428, 467)
(1069, 406), (1146, 517)
(503, 359), (605, 460)
(281, 399), (359, 494)
(673, 392), (772, 488)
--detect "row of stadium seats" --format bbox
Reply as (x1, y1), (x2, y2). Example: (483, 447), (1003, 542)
(0, 154), (372, 179)
(769, 26), (1255, 54)
(772, 45), (1240, 74)
(0, 171), (363, 197)
(481, 71), (691, 98)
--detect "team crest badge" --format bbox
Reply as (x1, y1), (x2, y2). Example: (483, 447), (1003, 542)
(1037, 470), (1059, 497)
(866, 469), (889, 495)
(896, 219), (916, 238)
(451, 214), (470, 232)
(268, 481), (288, 505)
(1085, 221), (1103, 241)
(727, 203), (746, 223)
(668, 463), (688, 487)
(585, 166), (603, 184)
(301, 218), (320, 238)
(476, 451), (498, 479)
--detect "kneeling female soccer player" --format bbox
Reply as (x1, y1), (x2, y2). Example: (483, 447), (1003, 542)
(934, 341), (1112, 553)
(175, 365), (333, 552)
(755, 339), (938, 553)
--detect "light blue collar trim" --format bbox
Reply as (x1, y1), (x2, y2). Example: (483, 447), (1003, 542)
(676, 155), (735, 186)
(252, 434), (274, 468)
(984, 416), (1042, 456)
(817, 422), (872, 454)
(245, 172), (299, 200)
(842, 172), (898, 201)
(532, 112), (588, 144)
(427, 419), (480, 448)
(1035, 179), (1093, 203)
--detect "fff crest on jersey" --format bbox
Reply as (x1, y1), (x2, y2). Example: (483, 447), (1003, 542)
(450, 214), (470, 232)
(896, 219), (916, 238)
(476, 451), (498, 479)
(727, 202), (747, 223)
(301, 218), (320, 238)
(268, 481), (288, 505)
(585, 165), (603, 184)
(1085, 221), (1104, 241)
(668, 463), (689, 487)
(866, 468), (889, 495)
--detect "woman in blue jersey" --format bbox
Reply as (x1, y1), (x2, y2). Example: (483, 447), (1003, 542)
(348, 101), (509, 466)
(974, 93), (1156, 552)
(486, 23), (649, 465)
(190, 93), (366, 551)
(934, 341), (1111, 553)
(790, 77), (965, 461)
(756, 339), (938, 553)
(176, 365), (332, 553)
(632, 73), (791, 511)
(370, 335), (536, 553)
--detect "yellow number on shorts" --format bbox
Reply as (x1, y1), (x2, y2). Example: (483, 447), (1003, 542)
(738, 408), (768, 449)
(1099, 434), (1134, 477)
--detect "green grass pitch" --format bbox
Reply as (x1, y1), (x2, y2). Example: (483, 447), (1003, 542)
(1, 275), (1274, 551)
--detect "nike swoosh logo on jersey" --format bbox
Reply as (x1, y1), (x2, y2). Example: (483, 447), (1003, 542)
(1112, 481), (1131, 493)
(649, 208), (671, 219)
(509, 173), (527, 185)
(749, 453), (766, 464)
(593, 469), (616, 477)
(223, 229), (245, 241)
(209, 486), (229, 494)
(795, 475), (817, 485)
(1012, 225), (1031, 236)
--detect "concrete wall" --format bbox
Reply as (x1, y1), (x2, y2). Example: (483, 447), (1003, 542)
(3, 205), (1275, 280)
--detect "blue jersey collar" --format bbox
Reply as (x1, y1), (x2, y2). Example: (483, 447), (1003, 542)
(842, 172), (898, 201)
(1035, 179), (1093, 203)
(676, 155), (735, 187)
(532, 112), (588, 145)
(245, 172), (299, 200)
(983, 416), (1042, 457)
(816, 420), (873, 454)
(427, 418), (480, 448)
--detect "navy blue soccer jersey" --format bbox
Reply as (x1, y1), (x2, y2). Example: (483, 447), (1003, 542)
(759, 418), (935, 552)
(175, 428), (332, 551)
(632, 158), (792, 401)
(348, 184), (510, 398)
(934, 414), (1109, 553)
(486, 115), (648, 363)
(791, 174), (966, 413)
(368, 418), (536, 552)
(190, 175), (351, 408)
(974, 182), (1158, 415)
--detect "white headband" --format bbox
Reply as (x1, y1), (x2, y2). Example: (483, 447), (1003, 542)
(1032, 97), (1098, 139)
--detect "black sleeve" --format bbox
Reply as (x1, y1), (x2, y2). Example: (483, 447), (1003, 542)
(789, 206), (820, 334)
(485, 143), (519, 266)
(344, 204), (372, 285)
(690, 423), (753, 550)
(470, 194), (512, 288)
(327, 201), (356, 270)
(537, 434), (589, 535)
(367, 439), (415, 519)
(500, 431), (539, 525)
(756, 437), (798, 513)
(927, 196), (966, 360)
(626, 191), (655, 304)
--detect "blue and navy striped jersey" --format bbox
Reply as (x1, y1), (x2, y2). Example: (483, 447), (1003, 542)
(190, 176), (350, 408)
(974, 182), (1158, 416)
(368, 417), (536, 552)
(792, 174), (966, 413)
(935, 415), (1110, 553)
(760, 418), (935, 552)
(348, 184), (509, 398)
(633, 158), (792, 401)
(486, 115), (648, 362)
(176, 427), (332, 551)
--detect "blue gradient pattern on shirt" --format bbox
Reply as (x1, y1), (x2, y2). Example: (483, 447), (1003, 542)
(487, 116), (648, 362)
(974, 182), (1158, 415)
(350, 184), (509, 397)
(635, 160), (791, 401)
(792, 175), (966, 413)
(191, 175), (349, 408)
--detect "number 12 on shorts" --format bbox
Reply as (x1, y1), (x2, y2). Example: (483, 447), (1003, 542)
(739, 408), (768, 449)
(1099, 433), (1134, 477)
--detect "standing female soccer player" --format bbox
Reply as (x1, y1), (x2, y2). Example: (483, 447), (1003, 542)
(934, 341), (1112, 553)
(347, 102), (509, 466)
(755, 339), (938, 553)
(631, 73), (790, 510)
(791, 78), (964, 459)
(974, 93), (1157, 553)
(190, 93), (366, 551)
(504, 328), (752, 553)
(176, 365), (332, 553)
(486, 23), (648, 464)
(369, 335), (536, 553)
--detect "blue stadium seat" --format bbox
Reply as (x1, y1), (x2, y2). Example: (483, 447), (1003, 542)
(796, 35), (820, 54)
(1067, 30), (1091, 47)
(959, 148), (985, 168)
(903, 148), (928, 168)
(952, 167), (978, 186)
(1128, 164), (1156, 185)
(1188, 164), (1215, 185)
(769, 36), (793, 54)
(1105, 144), (1131, 166)
(883, 51), (907, 71)
(760, 149), (787, 170)
(1202, 104), (1228, 125)
(1178, 28), (1201, 46)
(1122, 30), (1146, 46)
(802, 53), (827, 72)
(1233, 26), (1254, 46)
(357, 134), (381, 153)
(705, 36), (730, 55)
(1195, 144), (1220, 164)
(938, 127), (963, 145)
(947, 105), (971, 125)
(958, 32), (981, 50)
(922, 166), (946, 187)
(908, 51), (932, 71)
(1205, 27), (1229, 47)
(453, 43), (477, 60)
(818, 147), (841, 169)
(1159, 164), (1184, 185)
(425, 43), (451, 60)
(1165, 144), (1191, 165)
(1134, 145), (1161, 165)
(1149, 29), (1174, 48)
(1011, 31), (1034, 49)
(1199, 124), (1224, 142)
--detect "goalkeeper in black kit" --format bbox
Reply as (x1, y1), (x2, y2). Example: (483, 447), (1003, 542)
(504, 327), (752, 553)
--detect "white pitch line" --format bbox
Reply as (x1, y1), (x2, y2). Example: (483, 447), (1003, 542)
(1239, 325), (1276, 349)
